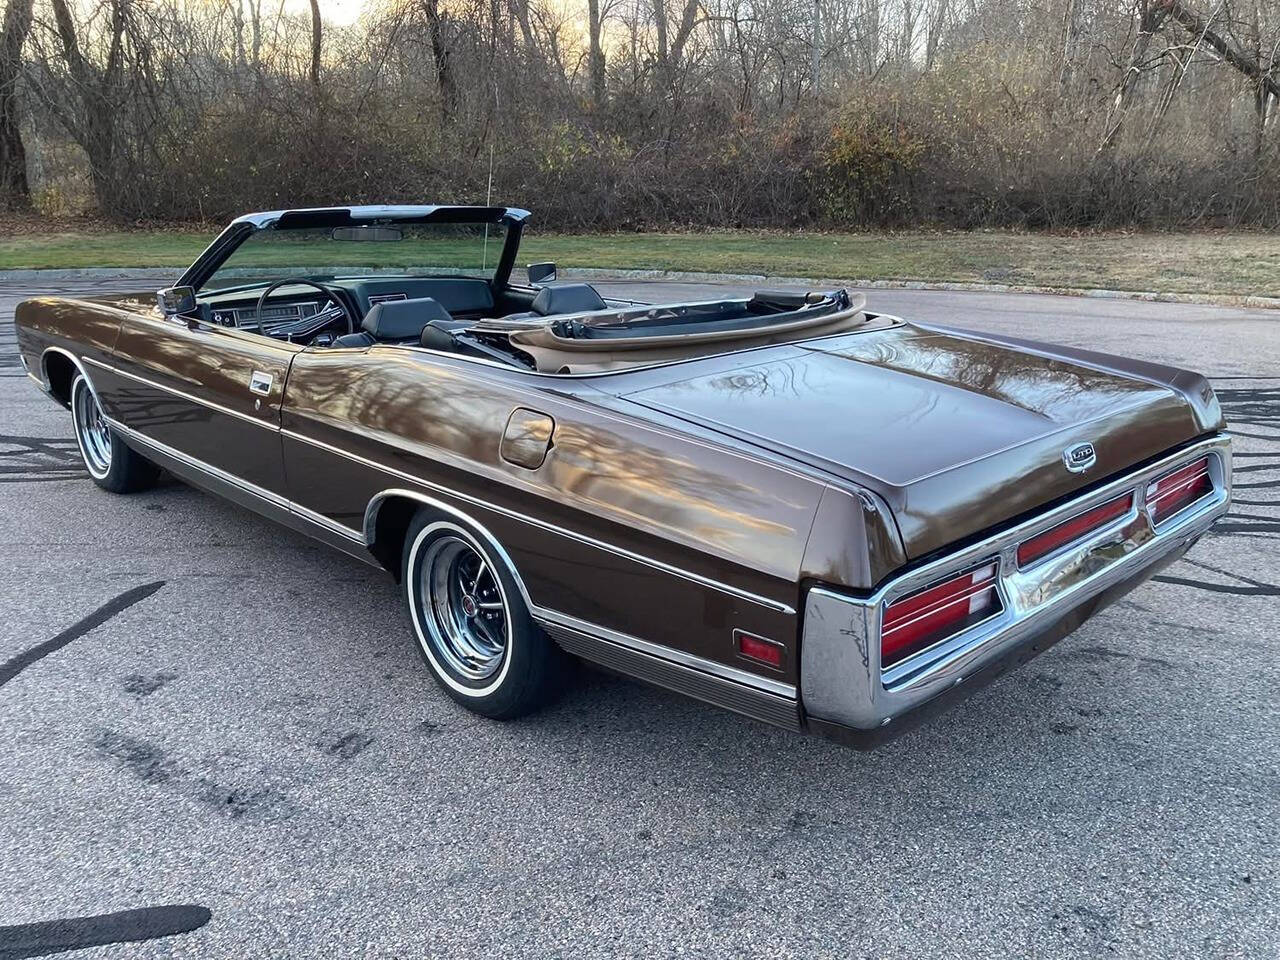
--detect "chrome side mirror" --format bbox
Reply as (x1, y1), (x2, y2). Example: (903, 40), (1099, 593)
(527, 262), (557, 285)
(156, 285), (197, 317)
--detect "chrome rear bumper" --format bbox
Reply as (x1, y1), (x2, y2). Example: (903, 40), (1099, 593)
(800, 434), (1232, 738)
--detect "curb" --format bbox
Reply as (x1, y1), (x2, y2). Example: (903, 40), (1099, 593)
(564, 267), (1280, 310)
(2, 265), (1276, 310)
(0, 267), (179, 283)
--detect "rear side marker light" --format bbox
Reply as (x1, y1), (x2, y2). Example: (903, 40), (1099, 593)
(1147, 456), (1213, 526)
(1016, 493), (1134, 568)
(881, 562), (1000, 669)
(735, 630), (784, 669)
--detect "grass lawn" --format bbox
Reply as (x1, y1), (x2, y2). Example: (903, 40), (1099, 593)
(1, 226), (1277, 297)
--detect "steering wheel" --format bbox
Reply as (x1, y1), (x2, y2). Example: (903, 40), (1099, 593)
(253, 278), (354, 338)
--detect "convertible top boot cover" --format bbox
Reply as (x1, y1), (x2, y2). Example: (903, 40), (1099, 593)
(508, 292), (869, 373)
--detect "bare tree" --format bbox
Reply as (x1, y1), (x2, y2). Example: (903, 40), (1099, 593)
(45, 0), (130, 209)
(0, 0), (33, 209)
(924, 0), (949, 70)
(1098, 0), (1171, 154)
(423, 0), (457, 119)
(308, 0), (322, 87)
(587, 0), (606, 103)
(1164, 0), (1280, 98)
(7, 0), (1279, 227)
(650, 0), (702, 91)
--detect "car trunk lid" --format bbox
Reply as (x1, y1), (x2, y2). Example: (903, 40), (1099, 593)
(621, 324), (1207, 559)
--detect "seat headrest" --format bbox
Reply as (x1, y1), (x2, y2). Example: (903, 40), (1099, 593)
(361, 297), (453, 341)
(419, 318), (470, 350)
(531, 283), (607, 317)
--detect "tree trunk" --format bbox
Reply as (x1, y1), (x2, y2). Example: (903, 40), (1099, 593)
(898, 0), (915, 64)
(423, 0), (456, 121)
(230, 0), (246, 72)
(1057, 0), (1082, 96)
(1097, 1), (1167, 156)
(249, 0), (262, 77)
(924, 0), (948, 71)
(1161, 0), (1280, 100)
(653, 0), (669, 68)
(0, 0), (34, 210)
(49, 0), (126, 212)
(308, 0), (321, 88)
(587, 0), (606, 104)
(509, 0), (535, 49)
(670, 0), (699, 64)
(810, 0), (820, 93)
(865, 0), (880, 74)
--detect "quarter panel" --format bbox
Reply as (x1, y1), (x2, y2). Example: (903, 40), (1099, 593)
(281, 347), (828, 681)
(801, 485), (907, 589)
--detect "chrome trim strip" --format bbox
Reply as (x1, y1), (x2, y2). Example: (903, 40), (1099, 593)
(40, 347), (98, 407)
(79, 354), (797, 614)
(105, 417), (364, 545)
(346, 468), (795, 615)
(290, 500), (365, 542)
(365, 489), (795, 702)
(361, 488), (539, 613)
(83, 356), (278, 432)
(532, 606), (796, 699)
(801, 433), (1232, 730)
(75, 348), (795, 612)
(106, 415), (794, 705)
(541, 618), (800, 729)
(75, 352), (796, 614)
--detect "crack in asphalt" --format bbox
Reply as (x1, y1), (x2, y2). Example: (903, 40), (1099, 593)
(0, 582), (166, 690)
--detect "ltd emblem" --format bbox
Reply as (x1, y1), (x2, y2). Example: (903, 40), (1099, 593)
(1063, 441), (1097, 473)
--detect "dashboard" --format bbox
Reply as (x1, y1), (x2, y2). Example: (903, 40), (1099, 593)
(200, 275), (500, 344)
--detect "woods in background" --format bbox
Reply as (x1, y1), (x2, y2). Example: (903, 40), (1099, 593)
(0, 0), (1277, 228)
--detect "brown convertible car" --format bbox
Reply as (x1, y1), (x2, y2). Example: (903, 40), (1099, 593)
(15, 205), (1232, 746)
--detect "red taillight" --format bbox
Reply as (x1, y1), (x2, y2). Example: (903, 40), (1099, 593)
(1147, 456), (1213, 525)
(881, 562), (1000, 668)
(736, 630), (784, 668)
(1017, 493), (1133, 568)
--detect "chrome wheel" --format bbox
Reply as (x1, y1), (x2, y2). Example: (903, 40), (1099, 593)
(416, 533), (510, 683)
(72, 376), (112, 479)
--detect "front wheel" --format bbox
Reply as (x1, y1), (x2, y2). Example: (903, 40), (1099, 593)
(70, 374), (159, 494)
(401, 510), (568, 718)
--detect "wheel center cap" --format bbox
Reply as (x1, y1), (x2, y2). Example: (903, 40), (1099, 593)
(461, 594), (479, 618)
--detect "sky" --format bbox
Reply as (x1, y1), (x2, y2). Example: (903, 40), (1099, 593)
(279, 0), (368, 26)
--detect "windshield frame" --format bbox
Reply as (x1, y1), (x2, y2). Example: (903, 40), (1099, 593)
(180, 205), (529, 295)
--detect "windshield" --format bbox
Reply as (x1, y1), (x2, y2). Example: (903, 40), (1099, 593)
(202, 222), (509, 290)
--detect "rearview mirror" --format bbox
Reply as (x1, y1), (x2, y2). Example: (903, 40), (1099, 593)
(156, 286), (197, 317)
(527, 262), (557, 285)
(332, 226), (403, 242)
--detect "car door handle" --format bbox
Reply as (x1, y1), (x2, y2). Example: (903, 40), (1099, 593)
(500, 408), (554, 469)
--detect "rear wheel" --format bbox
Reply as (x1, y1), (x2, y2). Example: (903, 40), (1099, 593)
(70, 374), (159, 494)
(402, 509), (567, 718)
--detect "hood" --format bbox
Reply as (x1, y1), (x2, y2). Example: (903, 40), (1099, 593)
(621, 323), (1217, 559)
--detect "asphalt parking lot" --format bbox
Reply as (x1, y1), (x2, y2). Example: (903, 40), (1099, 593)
(1, 275), (1277, 958)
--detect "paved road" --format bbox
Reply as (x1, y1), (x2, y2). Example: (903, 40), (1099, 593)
(0, 277), (1276, 959)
